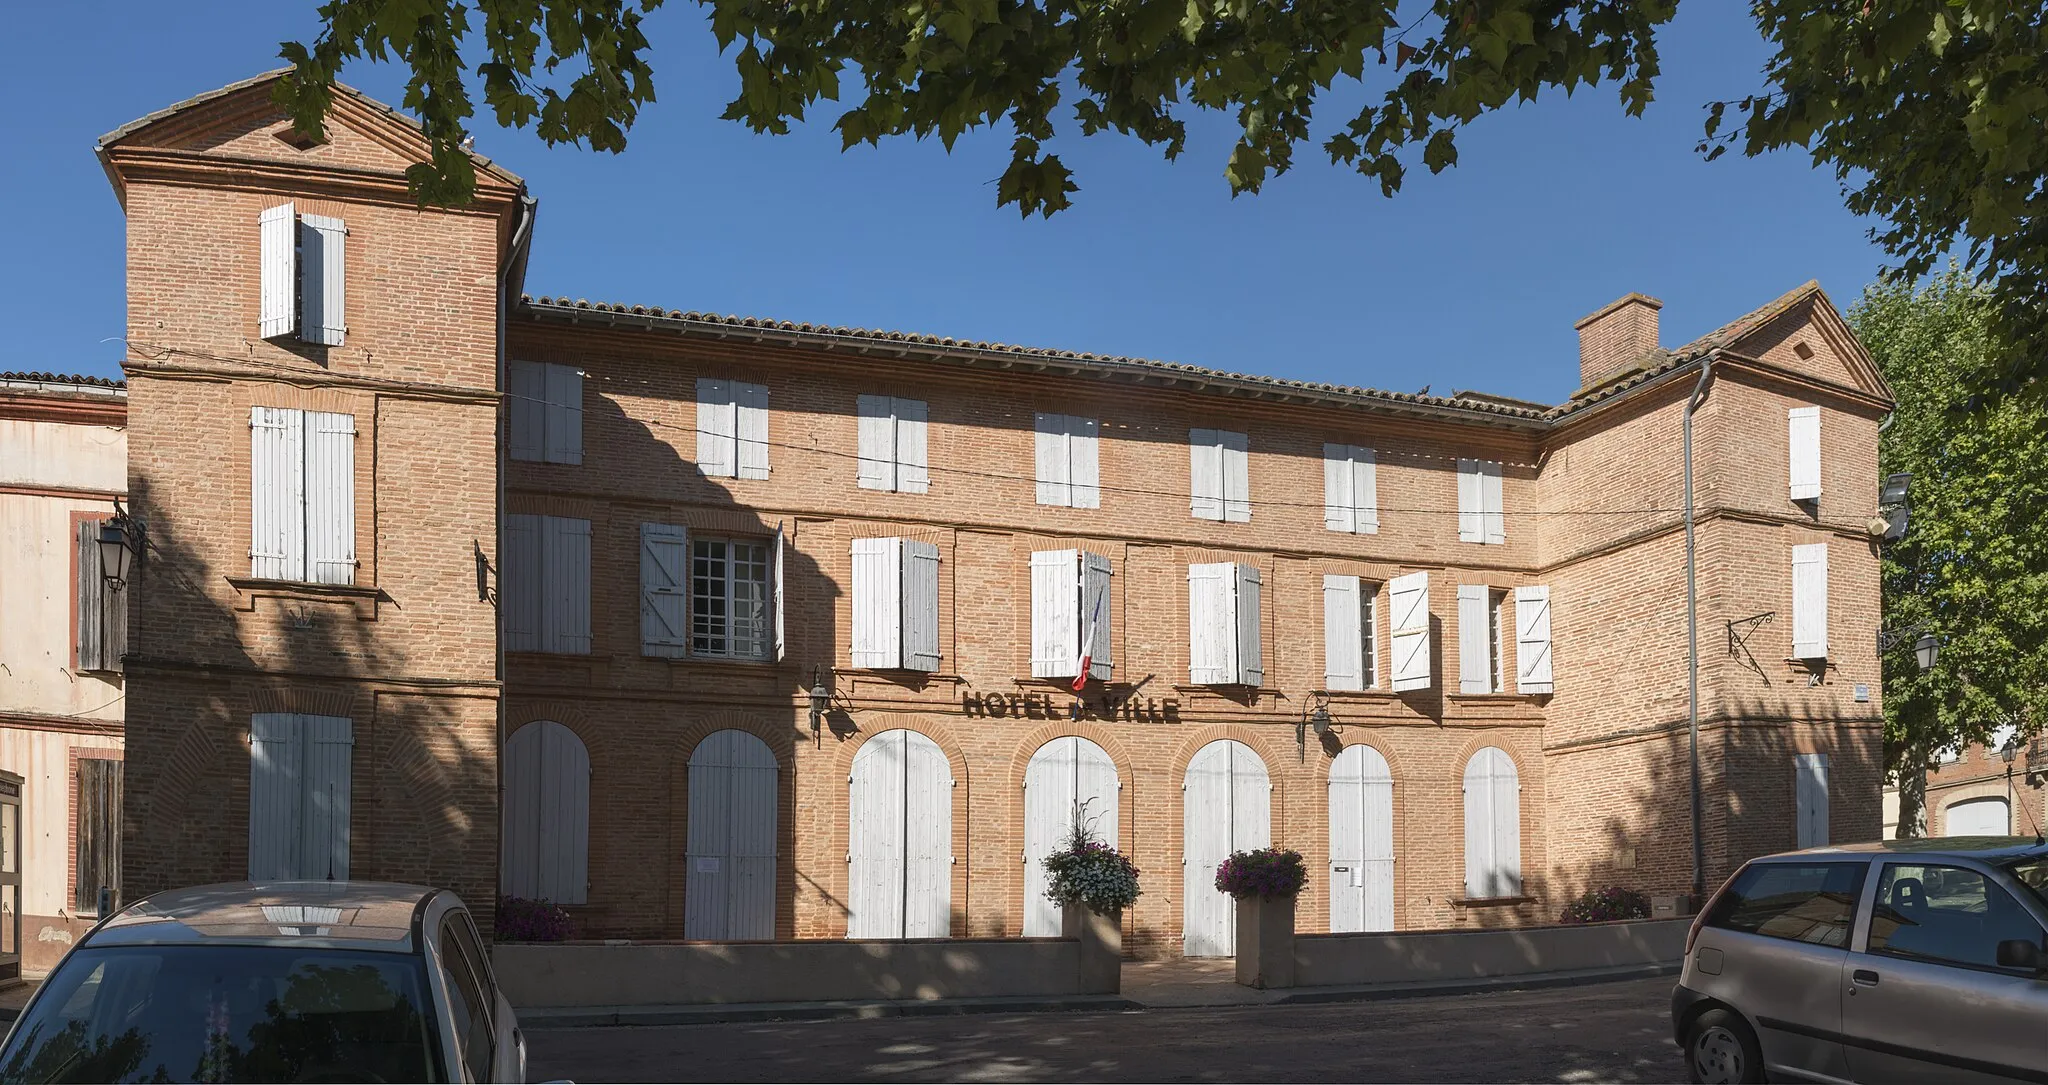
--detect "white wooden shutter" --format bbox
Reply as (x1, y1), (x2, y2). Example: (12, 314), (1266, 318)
(500, 720), (541, 899)
(508, 360), (546, 462)
(772, 521), (786, 662)
(1458, 584), (1493, 694)
(895, 398), (931, 494)
(1323, 574), (1364, 691)
(901, 539), (942, 672)
(696, 378), (737, 477)
(250, 406), (305, 581)
(503, 514), (542, 652)
(1388, 571), (1431, 691)
(298, 213), (346, 346)
(301, 715), (353, 881)
(736, 380), (770, 479)
(1323, 445), (1356, 533)
(1352, 447), (1380, 533)
(1030, 549), (1080, 677)
(1022, 739), (1075, 937)
(1189, 429), (1224, 521)
(1458, 459), (1484, 542)
(259, 202), (297, 339)
(1492, 751), (1523, 895)
(544, 364), (583, 466)
(1792, 543), (1829, 660)
(1187, 562), (1235, 684)
(1035, 413), (1071, 506)
(903, 730), (953, 937)
(1465, 748), (1516, 898)
(1221, 430), (1251, 522)
(1481, 462), (1505, 544)
(538, 721), (591, 904)
(640, 522), (688, 657)
(1081, 550), (1114, 679)
(248, 713), (303, 880)
(1234, 562), (1263, 686)
(850, 537), (903, 667)
(856, 395), (896, 491)
(847, 731), (904, 938)
(1070, 417), (1101, 509)
(1329, 745), (1395, 933)
(1513, 586), (1553, 693)
(685, 729), (778, 939)
(544, 517), (592, 654)
(1181, 740), (1234, 956)
(304, 411), (356, 586)
(1795, 753), (1830, 848)
(1788, 406), (1821, 501)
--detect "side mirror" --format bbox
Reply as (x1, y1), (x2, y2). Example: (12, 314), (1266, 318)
(1995, 938), (2042, 973)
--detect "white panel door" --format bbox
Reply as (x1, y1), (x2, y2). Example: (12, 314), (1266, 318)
(1795, 753), (1831, 848)
(1182, 739), (1270, 957)
(1021, 737), (1119, 937)
(848, 730), (952, 938)
(685, 729), (779, 940)
(1328, 745), (1395, 933)
(1943, 797), (2010, 837)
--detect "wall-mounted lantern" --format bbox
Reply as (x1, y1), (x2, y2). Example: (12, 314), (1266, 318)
(1297, 691), (1334, 762)
(97, 499), (144, 590)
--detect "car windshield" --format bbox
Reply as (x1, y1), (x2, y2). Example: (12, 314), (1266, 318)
(0, 945), (441, 1084)
(2007, 856), (2048, 912)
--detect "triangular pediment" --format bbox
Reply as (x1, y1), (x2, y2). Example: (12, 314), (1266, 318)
(1721, 288), (1892, 403)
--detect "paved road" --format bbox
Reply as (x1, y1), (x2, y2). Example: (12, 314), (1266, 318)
(526, 976), (1686, 1083)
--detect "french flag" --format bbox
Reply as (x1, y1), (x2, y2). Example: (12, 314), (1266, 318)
(1072, 590), (1105, 692)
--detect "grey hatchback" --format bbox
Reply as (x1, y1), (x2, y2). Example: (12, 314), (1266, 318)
(0, 881), (527, 1083)
(1673, 837), (2048, 1083)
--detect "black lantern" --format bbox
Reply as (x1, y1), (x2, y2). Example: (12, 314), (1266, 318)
(808, 666), (833, 735)
(1297, 692), (1334, 761)
(97, 508), (138, 590)
(2001, 737), (2020, 766)
(1913, 633), (1939, 673)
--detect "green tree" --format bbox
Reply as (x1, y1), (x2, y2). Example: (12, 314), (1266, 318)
(1851, 269), (2048, 838)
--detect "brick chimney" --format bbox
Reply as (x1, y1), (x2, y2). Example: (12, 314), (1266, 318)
(1574, 293), (1663, 389)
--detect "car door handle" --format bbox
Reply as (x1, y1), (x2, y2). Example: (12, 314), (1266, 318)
(1852, 969), (1880, 987)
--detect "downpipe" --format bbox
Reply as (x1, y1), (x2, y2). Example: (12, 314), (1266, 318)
(1683, 356), (1716, 905)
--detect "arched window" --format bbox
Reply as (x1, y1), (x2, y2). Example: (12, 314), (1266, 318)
(1462, 746), (1521, 900)
(501, 720), (590, 904)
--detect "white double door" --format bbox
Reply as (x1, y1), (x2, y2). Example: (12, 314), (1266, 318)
(1328, 744), (1395, 932)
(848, 729), (954, 939)
(683, 729), (778, 940)
(1182, 739), (1271, 957)
(1022, 737), (1121, 937)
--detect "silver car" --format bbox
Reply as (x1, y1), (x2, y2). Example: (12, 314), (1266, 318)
(1673, 837), (2048, 1083)
(0, 881), (528, 1083)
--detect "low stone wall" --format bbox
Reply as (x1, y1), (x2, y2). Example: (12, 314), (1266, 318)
(1291, 917), (1690, 989)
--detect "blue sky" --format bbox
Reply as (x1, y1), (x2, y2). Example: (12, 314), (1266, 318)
(1, 3), (1886, 404)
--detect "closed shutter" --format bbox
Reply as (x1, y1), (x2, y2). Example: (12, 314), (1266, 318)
(1030, 550), (1080, 677)
(640, 523), (688, 657)
(300, 715), (353, 881)
(1458, 584), (1493, 694)
(900, 539), (942, 672)
(1081, 550), (1114, 680)
(772, 521), (786, 662)
(1182, 739), (1269, 957)
(895, 398), (930, 494)
(1220, 430), (1251, 522)
(251, 407), (306, 580)
(1234, 562), (1263, 686)
(1481, 462), (1505, 544)
(76, 522), (106, 672)
(1351, 447), (1380, 533)
(1388, 571), (1431, 691)
(1189, 429), (1224, 520)
(259, 202), (297, 339)
(696, 378), (737, 477)
(304, 411), (356, 586)
(544, 364), (583, 466)
(502, 515), (542, 652)
(1186, 562), (1235, 684)
(1458, 459), (1484, 543)
(544, 517), (593, 655)
(736, 381), (770, 479)
(248, 713), (303, 880)
(1329, 745), (1395, 933)
(500, 720), (590, 904)
(903, 730), (953, 938)
(1070, 416), (1101, 509)
(74, 759), (123, 913)
(1022, 735), (1118, 933)
(298, 213), (347, 347)
(1792, 543), (1829, 660)
(856, 395), (896, 490)
(1464, 747), (1523, 898)
(847, 731), (908, 938)
(1323, 574), (1363, 691)
(850, 537), (902, 668)
(1034, 413), (1071, 506)
(1788, 406), (1821, 501)
(500, 720), (541, 898)
(1795, 753), (1830, 848)
(1492, 752), (1522, 895)
(1515, 586), (1553, 693)
(685, 730), (778, 939)
(507, 360), (546, 462)
(1324, 444), (1355, 533)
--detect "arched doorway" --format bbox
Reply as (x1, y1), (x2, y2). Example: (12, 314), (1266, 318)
(1328, 744), (1394, 932)
(847, 729), (953, 939)
(1182, 739), (1270, 957)
(502, 720), (591, 904)
(1022, 736), (1119, 936)
(1463, 746), (1522, 899)
(1944, 796), (2010, 837)
(684, 729), (779, 940)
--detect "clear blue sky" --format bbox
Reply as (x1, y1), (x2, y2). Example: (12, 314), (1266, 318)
(0, 3), (1886, 404)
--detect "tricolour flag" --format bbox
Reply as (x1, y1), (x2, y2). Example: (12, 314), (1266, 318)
(1072, 588), (1105, 692)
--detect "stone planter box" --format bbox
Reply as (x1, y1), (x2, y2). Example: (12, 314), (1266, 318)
(1234, 894), (1297, 989)
(1063, 903), (1123, 994)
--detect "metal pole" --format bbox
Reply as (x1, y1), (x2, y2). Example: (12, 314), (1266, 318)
(1684, 358), (1715, 905)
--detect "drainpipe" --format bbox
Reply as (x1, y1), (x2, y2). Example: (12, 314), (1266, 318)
(495, 191), (537, 905)
(1683, 355), (1716, 906)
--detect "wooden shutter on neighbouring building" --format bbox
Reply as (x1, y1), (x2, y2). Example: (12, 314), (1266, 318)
(248, 713), (304, 880)
(856, 395), (896, 490)
(1515, 586), (1553, 693)
(502, 514), (542, 652)
(508, 360), (546, 462)
(1789, 406), (1822, 501)
(736, 381), (770, 480)
(1035, 414), (1071, 507)
(1069, 417), (1101, 508)
(894, 398), (930, 494)
(304, 411), (357, 586)
(1792, 543), (1829, 660)
(1323, 574), (1363, 691)
(75, 759), (122, 913)
(300, 715), (354, 881)
(1189, 430), (1224, 521)
(259, 202), (297, 340)
(1457, 459), (1485, 542)
(772, 522), (786, 662)
(1219, 430), (1251, 522)
(298, 213), (347, 347)
(1323, 445), (1379, 534)
(1481, 462), (1505, 544)
(1458, 584), (1493, 694)
(76, 522), (107, 672)
(543, 364), (582, 465)
(543, 517), (592, 654)
(1388, 571), (1431, 691)
(696, 378), (737, 477)
(640, 523), (688, 657)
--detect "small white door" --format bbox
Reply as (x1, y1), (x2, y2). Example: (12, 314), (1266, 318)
(1328, 745), (1395, 933)
(1795, 753), (1831, 849)
(848, 730), (953, 939)
(1182, 739), (1270, 957)
(684, 729), (779, 940)
(1943, 797), (2010, 837)
(1022, 737), (1119, 936)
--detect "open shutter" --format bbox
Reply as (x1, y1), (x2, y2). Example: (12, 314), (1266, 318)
(696, 378), (737, 477)
(1234, 563), (1263, 686)
(1788, 407), (1821, 501)
(259, 202), (297, 339)
(1458, 585), (1492, 694)
(1457, 460), (1484, 542)
(640, 522), (688, 657)
(1081, 551), (1114, 679)
(1792, 543), (1829, 660)
(1030, 549), (1080, 677)
(248, 713), (303, 880)
(304, 412), (356, 586)
(76, 522), (106, 672)
(895, 398), (930, 494)
(850, 537), (902, 667)
(298, 213), (346, 346)
(1187, 562), (1235, 684)
(544, 364), (583, 466)
(301, 715), (353, 881)
(772, 521), (786, 662)
(1388, 571), (1431, 692)
(250, 407), (305, 581)
(1221, 430), (1250, 522)
(901, 539), (942, 671)
(1795, 753), (1830, 848)
(1481, 462), (1505, 544)
(856, 395), (896, 491)
(1514, 586), (1553, 693)
(1034, 413), (1071, 506)
(508, 360), (545, 461)
(1323, 445), (1355, 533)
(1323, 574), (1363, 691)
(1352, 447), (1380, 533)
(736, 381), (770, 479)
(1189, 430), (1224, 521)
(545, 517), (593, 655)
(502, 515), (542, 652)
(1070, 417), (1101, 509)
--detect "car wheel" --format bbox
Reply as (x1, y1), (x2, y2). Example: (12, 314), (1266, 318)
(1686, 1008), (1764, 1085)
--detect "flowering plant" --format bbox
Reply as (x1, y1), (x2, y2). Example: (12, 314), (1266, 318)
(1214, 847), (1308, 899)
(1558, 886), (1651, 925)
(1043, 816), (1142, 913)
(496, 896), (574, 942)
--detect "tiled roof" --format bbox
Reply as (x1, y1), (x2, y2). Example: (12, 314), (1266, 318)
(1548, 280), (1825, 418)
(1, 371), (127, 392)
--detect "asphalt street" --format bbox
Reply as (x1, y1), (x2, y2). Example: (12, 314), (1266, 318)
(526, 975), (1685, 1083)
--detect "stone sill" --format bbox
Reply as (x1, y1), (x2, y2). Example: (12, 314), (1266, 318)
(224, 576), (385, 620)
(1449, 896), (1536, 909)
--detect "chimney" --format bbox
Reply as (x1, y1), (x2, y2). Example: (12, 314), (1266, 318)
(1574, 293), (1663, 390)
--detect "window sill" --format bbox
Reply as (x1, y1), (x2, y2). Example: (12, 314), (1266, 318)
(1448, 692), (1542, 703)
(1449, 896), (1534, 909)
(224, 576), (384, 620)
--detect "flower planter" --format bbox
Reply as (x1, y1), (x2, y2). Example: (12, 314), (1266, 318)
(1234, 894), (1297, 989)
(1063, 902), (1123, 994)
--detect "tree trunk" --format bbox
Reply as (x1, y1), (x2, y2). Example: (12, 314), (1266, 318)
(1895, 744), (1930, 839)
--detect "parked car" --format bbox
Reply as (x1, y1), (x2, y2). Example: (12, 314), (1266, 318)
(1673, 837), (2048, 1083)
(0, 881), (528, 1083)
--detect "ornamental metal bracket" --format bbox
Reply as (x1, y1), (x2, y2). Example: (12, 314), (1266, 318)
(1727, 612), (1775, 681)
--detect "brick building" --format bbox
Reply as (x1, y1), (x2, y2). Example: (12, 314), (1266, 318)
(1883, 727), (2048, 841)
(105, 72), (1893, 956)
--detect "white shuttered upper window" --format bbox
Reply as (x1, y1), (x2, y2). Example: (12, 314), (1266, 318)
(248, 713), (353, 881)
(250, 407), (355, 585)
(1034, 413), (1101, 508)
(1462, 747), (1522, 899)
(509, 361), (583, 464)
(857, 396), (930, 493)
(697, 378), (770, 479)
(1789, 406), (1822, 501)
(1792, 543), (1829, 660)
(257, 203), (347, 347)
(1189, 429), (1251, 522)
(503, 514), (592, 654)
(1187, 562), (1263, 686)
(1457, 459), (1505, 544)
(1322, 575), (1378, 691)
(850, 537), (942, 671)
(1387, 571), (1432, 691)
(1322, 444), (1379, 534)
(1030, 550), (1114, 680)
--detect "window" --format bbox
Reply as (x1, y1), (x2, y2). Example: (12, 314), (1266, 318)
(438, 915), (496, 1081)
(508, 360), (583, 464)
(1462, 747), (1522, 899)
(1457, 585), (1509, 694)
(696, 378), (769, 479)
(259, 202), (346, 346)
(1512, 586), (1553, 694)
(1030, 550), (1114, 680)
(74, 520), (126, 673)
(248, 713), (353, 881)
(1457, 459), (1505, 544)
(1322, 575), (1378, 691)
(1387, 571), (1431, 691)
(250, 407), (356, 585)
(1706, 861), (1867, 946)
(1796, 753), (1831, 848)
(1789, 406), (1821, 501)
(1792, 543), (1829, 659)
(856, 395), (930, 493)
(503, 514), (591, 654)
(850, 537), (941, 671)
(501, 721), (590, 903)
(1187, 562), (1262, 686)
(1867, 863), (2047, 972)
(693, 537), (773, 659)
(74, 758), (121, 913)
(1189, 429), (1250, 522)
(1034, 413), (1101, 508)
(1322, 444), (1379, 534)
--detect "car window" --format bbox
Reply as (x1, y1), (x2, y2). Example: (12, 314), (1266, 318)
(445, 912), (498, 1013)
(1868, 863), (2047, 972)
(437, 917), (494, 1081)
(1704, 861), (1867, 947)
(2006, 857), (2048, 911)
